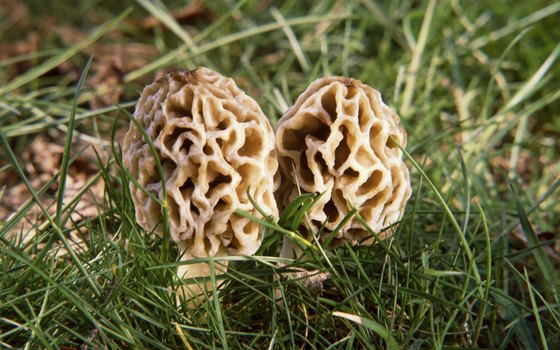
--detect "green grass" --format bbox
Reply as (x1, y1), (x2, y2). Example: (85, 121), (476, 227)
(1, 0), (559, 348)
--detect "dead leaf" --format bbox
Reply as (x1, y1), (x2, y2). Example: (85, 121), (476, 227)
(1, 136), (105, 252)
(510, 225), (560, 263)
(278, 263), (332, 295)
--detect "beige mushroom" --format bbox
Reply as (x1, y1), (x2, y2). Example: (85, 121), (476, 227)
(276, 76), (411, 257)
(122, 67), (278, 303)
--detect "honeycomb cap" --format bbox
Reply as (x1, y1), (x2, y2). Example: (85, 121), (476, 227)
(123, 67), (279, 259)
(276, 76), (411, 246)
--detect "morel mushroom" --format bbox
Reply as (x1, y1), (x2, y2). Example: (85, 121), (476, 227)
(276, 76), (411, 255)
(122, 67), (278, 302)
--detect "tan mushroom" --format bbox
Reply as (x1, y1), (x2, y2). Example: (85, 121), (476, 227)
(276, 76), (411, 257)
(122, 67), (278, 303)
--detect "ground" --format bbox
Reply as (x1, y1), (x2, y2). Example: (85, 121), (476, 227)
(0, 1), (559, 349)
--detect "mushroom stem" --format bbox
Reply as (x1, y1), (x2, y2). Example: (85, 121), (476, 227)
(176, 244), (228, 307)
(275, 235), (305, 302)
(280, 234), (304, 260)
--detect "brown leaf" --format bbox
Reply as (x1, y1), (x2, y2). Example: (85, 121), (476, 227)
(1, 136), (105, 251)
(510, 225), (560, 263)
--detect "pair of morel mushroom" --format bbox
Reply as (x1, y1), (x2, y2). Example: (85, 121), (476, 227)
(122, 67), (411, 303)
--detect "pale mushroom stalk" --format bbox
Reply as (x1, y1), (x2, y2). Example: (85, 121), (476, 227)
(122, 67), (278, 306)
(275, 76), (412, 256)
(175, 243), (228, 303)
(280, 235), (304, 260)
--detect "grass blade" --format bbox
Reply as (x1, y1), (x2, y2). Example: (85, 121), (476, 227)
(400, 0), (437, 116)
(0, 130), (101, 297)
(524, 269), (550, 350)
(135, 0), (199, 54)
(270, 7), (311, 72)
(124, 13), (348, 82)
(0, 9), (131, 96)
(397, 139), (483, 293)
(511, 185), (559, 303)
(115, 106), (171, 265)
(333, 311), (398, 349)
(55, 56), (92, 227)
(503, 43), (560, 111)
